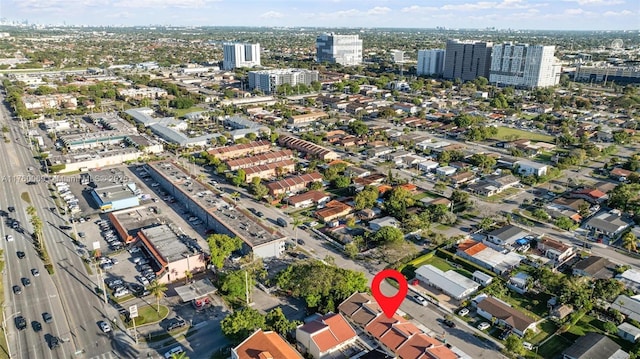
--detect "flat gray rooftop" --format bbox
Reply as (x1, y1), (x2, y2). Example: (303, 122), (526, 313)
(141, 224), (193, 263)
(147, 161), (285, 248)
(93, 183), (137, 202)
(175, 278), (217, 302)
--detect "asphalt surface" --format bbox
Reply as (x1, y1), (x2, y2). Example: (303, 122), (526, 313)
(0, 95), (124, 359)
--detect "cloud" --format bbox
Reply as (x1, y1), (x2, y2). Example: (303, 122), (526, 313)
(259, 11), (284, 19)
(112, 0), (219, 8)
(564, 0), (624, 5)
(400, 5), (439, 13)
(603, 9), (634, 16)
(367, 6), (391, 15)
(564, 7), (594, 15)
(441, 2), (497, 11)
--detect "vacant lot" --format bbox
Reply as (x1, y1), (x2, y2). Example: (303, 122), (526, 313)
(491, 126), (555, 142)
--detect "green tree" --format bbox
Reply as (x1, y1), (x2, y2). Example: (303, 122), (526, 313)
(220, 269), (254, 301)
(603, 321), (619, 335)
(333, 176), (351, 188)
(207, 234), (243, 270)
(504, 334), (524, 355)
(373, 226), (404, 245)
(623, 232), (637, 252)
(170, 352), (189, 359)
(348, 120), (368, 136)
(354, 185), (379, 210)
(265, 307), (300, 337)
(148, 280), (168, 312)
(249, 178), (269, 200)
(478, 217), (494, 231)
(434, 181), (447, 193)
(221, 307), (266, 343)
(555, 216), (578, 231)
(184, 269), (193, 284)
(385, 187), (415, 219)
(593, 278), (624, 301)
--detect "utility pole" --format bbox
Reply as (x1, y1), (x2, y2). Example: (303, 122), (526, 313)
(245, 270), (249, 306)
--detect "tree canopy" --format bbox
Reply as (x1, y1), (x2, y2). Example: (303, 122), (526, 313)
(207, 234), (243, 269)
(276, 260), (368, 313)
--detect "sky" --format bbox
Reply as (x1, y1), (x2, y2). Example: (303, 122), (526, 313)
(1, 0), (638, 30)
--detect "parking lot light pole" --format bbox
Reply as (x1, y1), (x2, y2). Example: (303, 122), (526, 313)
(2, 309), (21, 359)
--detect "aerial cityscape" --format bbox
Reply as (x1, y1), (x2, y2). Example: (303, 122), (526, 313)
(0, 1), (639, 359)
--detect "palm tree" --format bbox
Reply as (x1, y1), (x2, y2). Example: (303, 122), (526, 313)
(230, 191), (241, 207)
(171, 352), (189, 359)
(26, 205), (36, 216)
(292, 217), (303, 244)
(184, 270), (193, 284)
(148, 280), (168, 312)
(622, 232), (637, 252)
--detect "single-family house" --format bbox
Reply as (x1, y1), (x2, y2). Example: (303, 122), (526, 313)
(296, 313), (358, 359)
(618, 322), (640, 343)
(476, 296), (536, 337)
(584, 211), (631, 239)
(507, 272), (531, 295)
(487, 225), (529, 246)
(551, 304), (574, 320)
(344, 167), (371, 178)
(285, 191), (331, 209)
(611, 295), (640, 322)
(569, 188), (608, 204)
(610, 167), (633, 182)
(562, 332), (629, 359)
(514, 160), (548, 177)
(369, 216), (399, 231)
(572, 256), (614, 279)
(436, 166), (457, 177)
(415, 265), (480, 300)
(449, 171), (475, 186)
(232, 329), (303, 359)
(315, 200), (352, 223)
(472, 271), (494, 287)
(537, 237), (575, 264)
(457, 239), (524, 275)
(616, 269), (640, 293)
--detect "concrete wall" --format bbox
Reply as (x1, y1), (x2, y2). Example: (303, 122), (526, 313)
(164, 254), (207, 284)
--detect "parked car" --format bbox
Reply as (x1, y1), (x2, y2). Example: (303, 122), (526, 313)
(477, 322), (490, 331)
(413, 295), (428, 306)
(499, 329), (512, 340)
(523, 342), (534, 350)
(164, 346), (184, 359)
(167, 317), (187, 331)
(458, 308), (469, 316)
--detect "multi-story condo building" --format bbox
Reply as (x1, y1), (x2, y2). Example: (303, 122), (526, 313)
(222, 43), (261, 70)
(248, 69), (319, 94)
(574, 64), (640, 85)
(489, 43), (560, 88)
(316, 33), (363, 66)
(443, 40), (493, 82)
(417, 49), (446, 76)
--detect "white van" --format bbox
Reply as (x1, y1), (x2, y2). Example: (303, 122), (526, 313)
(164, 346), (184, 358)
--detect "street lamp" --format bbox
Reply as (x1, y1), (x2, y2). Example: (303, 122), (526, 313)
(2, 309), (21, 359)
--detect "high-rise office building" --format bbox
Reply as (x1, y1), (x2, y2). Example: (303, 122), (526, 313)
(222, 43), (261, 70)
(443, 40), (493, 82)
(489, 43), (560, 88)
(417, 49), (446, 76)
(248, 69), (319, 94)
(316, 33), (363, 66)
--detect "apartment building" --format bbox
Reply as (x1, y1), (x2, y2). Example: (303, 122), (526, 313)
(243, 159), (296, 183)
(23, 94), (78, 112)
(316, 33), (363, 66)
(489, 43), (560, 88)
(207, 140), (272, 161)
(118, 87), (168, 100)
(266, 172), (323, 197)
(278, 135), (339, 161)
(222, 42), (261, 70)
(225, 149), (293, 171)
(443, 39), (493, 82)
(248, 68), (319, 94)
(417, 49), (446, 76)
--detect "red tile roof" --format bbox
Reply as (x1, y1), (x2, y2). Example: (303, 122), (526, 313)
(299, 313), (357, 353)
(457, 239), (487, 256)
(233, 329), (303, 359)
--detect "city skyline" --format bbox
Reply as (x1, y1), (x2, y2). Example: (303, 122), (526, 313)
(1, 0), (638, 31)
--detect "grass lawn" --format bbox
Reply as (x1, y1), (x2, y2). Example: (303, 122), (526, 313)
(530, 320), (558, 344)
(537, 335), (573, 359)
(124, 305), (169, 328)
(504, 291), (551, 319)
(413, 191), (436, 201)
(399, 252), (474, 279)
(174, 106), (204, 118)
(434, 224), (450, 231)
(491, 126), (555, 143)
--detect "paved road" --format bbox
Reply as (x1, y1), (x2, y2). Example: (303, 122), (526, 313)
(0, 95), (121, 359)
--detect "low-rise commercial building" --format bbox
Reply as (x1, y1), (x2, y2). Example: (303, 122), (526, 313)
(145, 161), (287, 258)
(137, 225), (207, 284)
(415, 264), (480, 300)
(90, 182), (140, 212)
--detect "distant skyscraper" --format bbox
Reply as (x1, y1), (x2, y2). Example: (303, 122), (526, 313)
(417, 49), (446, 76)
(443, 40), (493, 82)
(222, 43), (261, 70)
(248, 69), (319, 94)
(489, 43), (560, 88)
(316, 33), (363, 66)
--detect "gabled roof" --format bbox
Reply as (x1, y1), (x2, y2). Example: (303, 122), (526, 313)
(457, 239), (487, 256)
(562, 332), (625, 359)
(298, 313), (357, 353)
(233, 329), (303, 359)
(487, 225), (527, 242)
(476, 297), (535, 332)
(573, 256), (612, 276)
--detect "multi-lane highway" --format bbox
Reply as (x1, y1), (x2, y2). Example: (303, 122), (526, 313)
(0, 93), (127, 358)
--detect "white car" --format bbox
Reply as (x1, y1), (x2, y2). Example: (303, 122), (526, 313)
(413, 295), (428, 306)
(5, 234), (13, 242)
(523, 342), (534, 350)
(458, 308), (469, 317)
(99, 321), (111, 333)
(477, 322), (490, 331)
